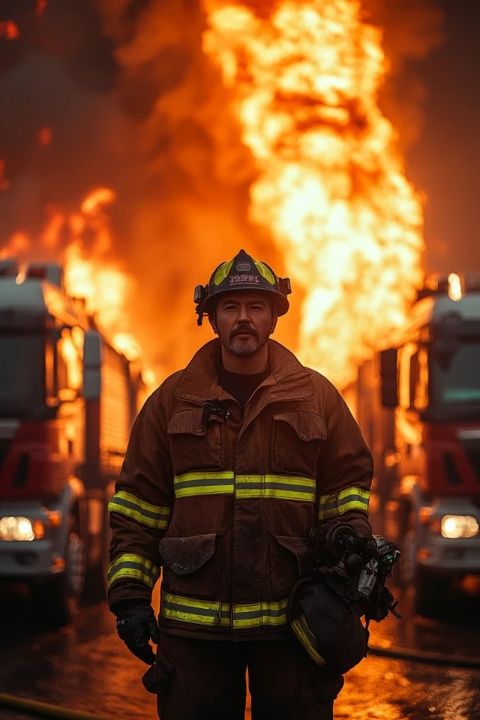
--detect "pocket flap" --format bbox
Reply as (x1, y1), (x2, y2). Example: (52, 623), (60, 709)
(167, 409), (205, 436)
(274, 535), (315, 575)
(274, 535), (310, 557)
(273, 412), (327, 441)
(159, 534), (216, 575)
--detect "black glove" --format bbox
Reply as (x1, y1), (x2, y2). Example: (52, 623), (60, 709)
(115, 601), (160, 664)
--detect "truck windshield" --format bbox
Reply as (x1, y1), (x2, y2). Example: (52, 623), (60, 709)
(0, 333), (45, 418)
(434, 340), (480, 414)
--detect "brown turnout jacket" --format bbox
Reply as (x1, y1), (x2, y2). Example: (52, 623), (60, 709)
(108, 339), (373, 640)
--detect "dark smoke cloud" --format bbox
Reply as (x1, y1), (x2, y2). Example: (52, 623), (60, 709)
(364, 0), (445, 150)
(0, 0), (128, 235)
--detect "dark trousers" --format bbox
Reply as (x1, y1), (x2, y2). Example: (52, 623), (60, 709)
(147, 633), (344, 720)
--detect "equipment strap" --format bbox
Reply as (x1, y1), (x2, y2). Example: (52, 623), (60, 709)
(291, 615), (326, 667)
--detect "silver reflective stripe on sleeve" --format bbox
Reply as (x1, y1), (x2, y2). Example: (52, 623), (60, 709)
(108, 553), (160, 589)
(108, 490), (171, 530)
(318, 486), (370, 520)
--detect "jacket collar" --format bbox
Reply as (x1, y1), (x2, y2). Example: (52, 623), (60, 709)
(175, 339), (313, 405)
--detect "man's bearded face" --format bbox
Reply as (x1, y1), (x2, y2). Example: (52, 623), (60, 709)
(213, 292), (276, 358)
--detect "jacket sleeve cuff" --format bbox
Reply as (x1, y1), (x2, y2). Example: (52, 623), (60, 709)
(108, 580), (153, 612)
(110, 598), (151, 617)
(320, 512), (372, 538)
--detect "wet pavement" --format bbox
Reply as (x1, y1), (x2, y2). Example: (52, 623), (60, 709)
(0, 580), (479, 720)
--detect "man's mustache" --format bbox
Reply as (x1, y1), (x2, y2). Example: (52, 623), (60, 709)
(232, 326), (258, 338)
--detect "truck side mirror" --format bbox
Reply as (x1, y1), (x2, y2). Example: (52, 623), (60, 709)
(83, 330), (102, 399)
(380, 348), (398, 408)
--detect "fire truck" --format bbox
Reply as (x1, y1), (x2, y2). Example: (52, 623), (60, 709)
(0, 259), (144, 625)
(353, 274), (480, 615)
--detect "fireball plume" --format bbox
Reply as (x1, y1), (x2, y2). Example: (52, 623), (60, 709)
(203, 0), (437, 386)
(1, 186), (140, 365)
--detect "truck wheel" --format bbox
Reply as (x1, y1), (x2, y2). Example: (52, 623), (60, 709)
(400, 511), (451, 617)
(33, 524), (86, 627)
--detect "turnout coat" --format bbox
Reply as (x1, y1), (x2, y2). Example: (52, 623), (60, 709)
(108, 339), (373, 641)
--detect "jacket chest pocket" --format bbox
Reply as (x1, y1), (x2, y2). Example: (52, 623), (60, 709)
(271, 411), (327, 478)
(167, 409), (222, 476)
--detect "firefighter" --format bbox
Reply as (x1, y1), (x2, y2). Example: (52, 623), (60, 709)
(108, 249), (373, 720)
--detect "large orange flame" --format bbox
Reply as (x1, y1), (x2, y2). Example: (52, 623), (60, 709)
(1, 187), (153, 385)
(203, 0), (424, 387)
(1, 0), (432, 394)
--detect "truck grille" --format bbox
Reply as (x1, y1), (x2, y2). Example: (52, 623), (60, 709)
(0, 438), (10, 471)
(0, 420), (18, 471)
(460, 438), (480, 482)
(443, 452), (462, 485)
(13, 452), (30, 488)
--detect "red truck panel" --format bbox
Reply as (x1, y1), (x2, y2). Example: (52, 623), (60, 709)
(424, 422), (480, 497)
(0, 417), (80, 501)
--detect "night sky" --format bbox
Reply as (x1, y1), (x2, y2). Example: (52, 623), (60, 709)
(407, 0), (480, 275)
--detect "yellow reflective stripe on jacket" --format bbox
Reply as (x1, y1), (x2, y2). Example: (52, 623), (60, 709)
(161, 591), (289, 629)
(108, 491), (171, 530)
(108, 553), (160, 589)
(174, 471), (315, 502)
(318, 486), (370, 520)
(235, 474), (315, 502)
(174, 471), (235, 498)
(161, 592), (230, 626)
(232, 599), (289, 628)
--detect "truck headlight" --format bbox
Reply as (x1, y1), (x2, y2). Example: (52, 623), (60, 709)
(441, 515), (479, 539)
(0, 516), (46, 541)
